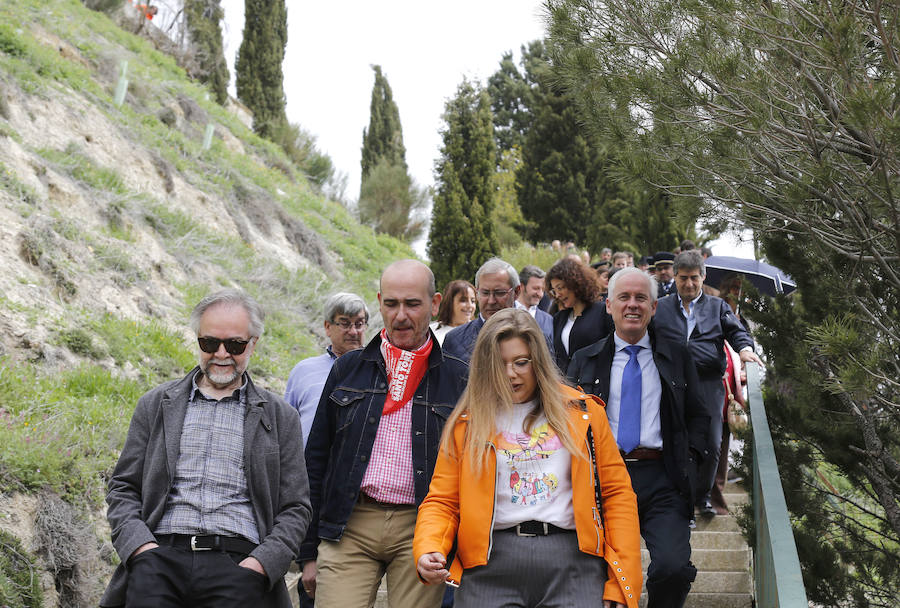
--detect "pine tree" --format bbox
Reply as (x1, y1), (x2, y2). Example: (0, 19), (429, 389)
(183, 0), (229, 105)
(360, 65), (407, 181)
(488, 42), (651, 250)
(428, 79), (498, 287)
(235, 0), (287, 138)
(549, 0), (900, 602)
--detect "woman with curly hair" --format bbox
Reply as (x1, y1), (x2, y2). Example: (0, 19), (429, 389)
(430, 280), (477, 344)
(413, 308), (642, 608)
(546, 257), (612, 372)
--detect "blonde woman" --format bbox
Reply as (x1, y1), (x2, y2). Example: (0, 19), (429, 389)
(413, 308), (641, 608)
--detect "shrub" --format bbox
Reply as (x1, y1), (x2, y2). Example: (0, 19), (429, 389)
(0, 529), (43, 608)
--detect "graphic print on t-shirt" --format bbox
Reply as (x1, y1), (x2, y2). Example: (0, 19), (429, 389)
(496, 422), (562, 506)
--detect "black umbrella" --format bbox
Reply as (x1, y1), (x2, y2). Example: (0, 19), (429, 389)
(703, 255), (797, 296)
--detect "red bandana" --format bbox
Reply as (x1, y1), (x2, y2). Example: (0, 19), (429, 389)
(379, 328), (433, 415)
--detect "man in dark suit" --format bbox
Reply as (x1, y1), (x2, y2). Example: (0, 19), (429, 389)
(654, 251), (676, 298)
(568, 268), (708, 608)
(653, 250), (762, 517)
(515, 264), (555, 338)
(444, 257), (554, 362)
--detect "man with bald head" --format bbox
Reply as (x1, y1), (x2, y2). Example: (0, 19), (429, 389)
(299, 260), (469, 608)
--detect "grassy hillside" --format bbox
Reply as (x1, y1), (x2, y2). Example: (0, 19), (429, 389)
(0, 1), (411, 604)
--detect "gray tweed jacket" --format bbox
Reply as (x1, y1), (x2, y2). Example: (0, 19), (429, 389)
(100, 368), (311, 608)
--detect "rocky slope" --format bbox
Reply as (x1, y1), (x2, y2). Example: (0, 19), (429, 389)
(0, 1), (408, 605)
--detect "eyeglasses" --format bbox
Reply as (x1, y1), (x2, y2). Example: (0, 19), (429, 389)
(197, 337), (252, 355)
(477, 287), (515, 300)
(549, 285), (568, 296)
(332, 319), (367, 331)
(506, 358), (532, 372)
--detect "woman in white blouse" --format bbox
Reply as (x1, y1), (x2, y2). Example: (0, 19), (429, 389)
(414, 308), (641, 608)
(430, 280), (476, 344)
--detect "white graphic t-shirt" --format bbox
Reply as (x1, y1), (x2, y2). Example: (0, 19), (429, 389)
(492, 400), (576, 530)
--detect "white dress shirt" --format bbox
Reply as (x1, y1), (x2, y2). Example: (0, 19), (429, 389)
(606, 332), (663, 450)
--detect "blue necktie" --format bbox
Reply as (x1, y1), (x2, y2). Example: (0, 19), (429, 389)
(618, 345), (642, 453)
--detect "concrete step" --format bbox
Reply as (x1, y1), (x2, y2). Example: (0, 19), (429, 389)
(690, 530), (747, 550)
(639, 592), (753, 608)
(692, 570), (751, 594)
(641, 547), (750, 571)
(694, 513), (743, 532)
(640, 572), (752, 599)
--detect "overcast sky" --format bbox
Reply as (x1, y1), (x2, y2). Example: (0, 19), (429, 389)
(214, 0), (753, 258)
(219, 0), (547, 200)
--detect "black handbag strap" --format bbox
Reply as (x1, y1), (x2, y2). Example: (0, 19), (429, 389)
(580, 399), (605, 525)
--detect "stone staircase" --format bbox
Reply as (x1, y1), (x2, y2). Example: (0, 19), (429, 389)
(295, 483), (754, 608)
(639, 483), (753, 608)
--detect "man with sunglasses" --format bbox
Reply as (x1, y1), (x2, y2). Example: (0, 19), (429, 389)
(102, 289), (310, 608)
(444, 257), (553, 363)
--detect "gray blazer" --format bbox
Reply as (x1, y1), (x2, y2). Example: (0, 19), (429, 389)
(101, 368), (311, 608)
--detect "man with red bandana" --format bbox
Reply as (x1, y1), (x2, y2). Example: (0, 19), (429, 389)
(299, 260), (468, 608)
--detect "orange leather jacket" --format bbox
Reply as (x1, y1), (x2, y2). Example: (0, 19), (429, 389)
(413, 385), (642, 608)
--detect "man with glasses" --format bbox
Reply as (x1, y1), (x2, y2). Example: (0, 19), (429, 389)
(444, 257), (553, 362)
(102, 289), (310, 608)
(285, 292), (369, 447)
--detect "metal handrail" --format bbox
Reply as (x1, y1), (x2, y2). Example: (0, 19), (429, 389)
(746, 362), (809, 607)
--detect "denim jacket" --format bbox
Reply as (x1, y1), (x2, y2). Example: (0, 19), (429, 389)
(298, 331), (468, 562)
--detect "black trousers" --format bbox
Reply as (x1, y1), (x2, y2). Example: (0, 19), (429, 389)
(628, 460), (697, 608)
(125, 544), (267, 608)
(696, 376), (726, 503)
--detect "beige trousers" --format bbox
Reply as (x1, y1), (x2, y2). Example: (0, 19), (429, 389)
(315, 502), (444, 608)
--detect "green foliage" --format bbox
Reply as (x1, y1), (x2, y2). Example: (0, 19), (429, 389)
(0, 17), (94, 95)
(546, 0), (900, 603)
(358, 158), (427, 241)
(499, 241), (563, 274)
(60, 327), (104, 358)
(270, 121), (334, 187)
(0, 359), (140, 503)
(183, 0), (229, 105)
(360, 65), (407, 180)
(428, 79), (498, 288)
(235, 0), (287, 137)
(0, 529), (43, 608)
(358, 66), (424, 240)
(39, 143), (127, 194)
(491, 147), (532, 248)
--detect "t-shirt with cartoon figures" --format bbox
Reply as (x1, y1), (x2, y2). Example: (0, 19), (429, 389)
(492, 399), (576, 530)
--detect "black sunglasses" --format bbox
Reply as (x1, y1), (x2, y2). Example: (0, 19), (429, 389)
(197, 337), (252, 355)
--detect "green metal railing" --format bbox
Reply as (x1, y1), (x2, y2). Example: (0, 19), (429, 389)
(745, 362), (809, 607)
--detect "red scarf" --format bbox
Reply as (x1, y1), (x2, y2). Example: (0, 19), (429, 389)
(379, 328), (433, 415)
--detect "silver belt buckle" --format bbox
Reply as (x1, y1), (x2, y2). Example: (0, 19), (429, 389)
(515, 523), (547, 537)
(190, 535), (212, 551)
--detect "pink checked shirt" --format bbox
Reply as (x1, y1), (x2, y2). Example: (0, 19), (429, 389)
(359, 398), (415, 504)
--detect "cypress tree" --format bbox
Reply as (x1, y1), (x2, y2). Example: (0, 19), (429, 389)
(235, 0), (287, 138)
(428, 79), (498, 287)
(360, 65), (407, 182)
(357, 66), (424, 241)
(184, 0), (229, 105)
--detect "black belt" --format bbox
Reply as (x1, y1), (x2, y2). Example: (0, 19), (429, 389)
(357, 493), (413, 508)
(499, 521), (571, 537)
(155, 534), (257, 555)
(620, 448), (663, 462)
